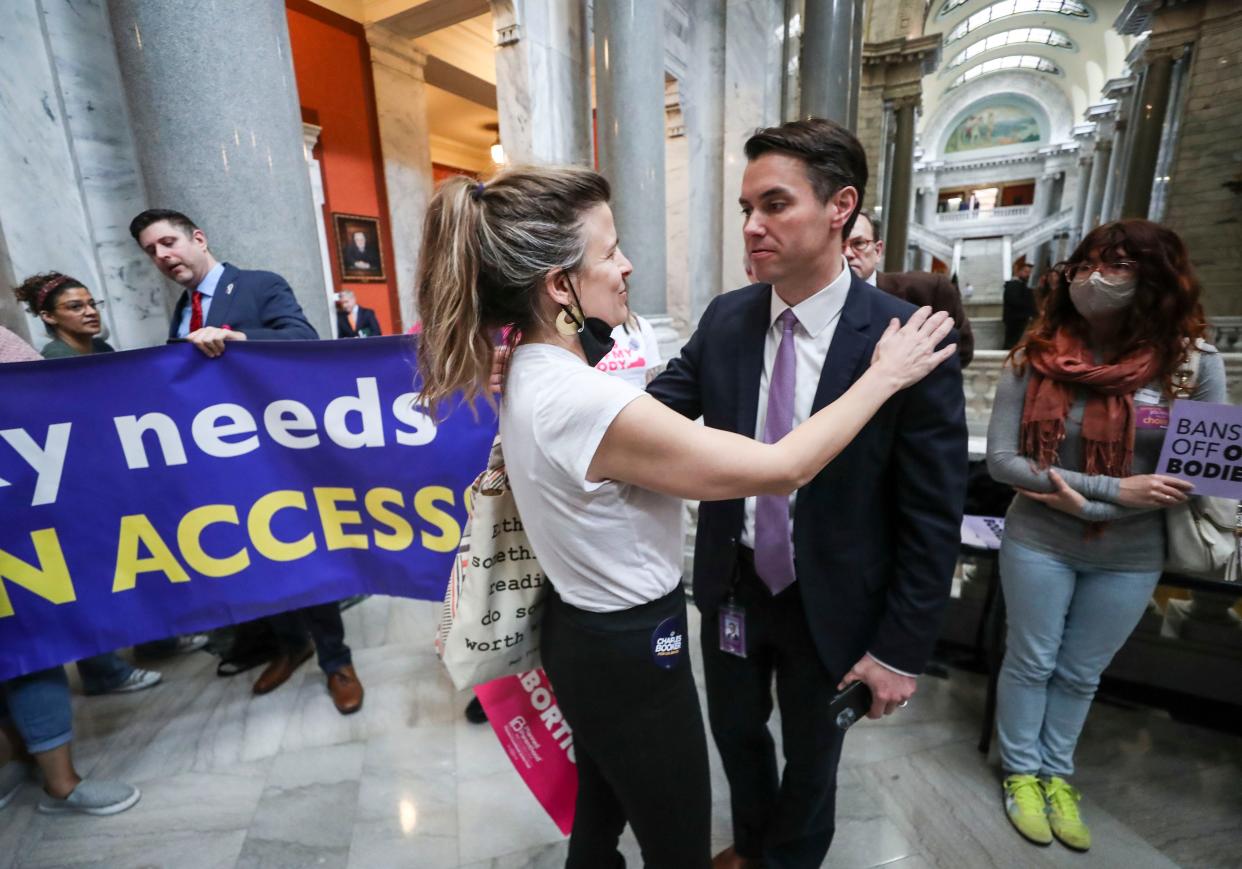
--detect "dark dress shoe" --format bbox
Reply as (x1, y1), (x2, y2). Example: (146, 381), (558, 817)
(327, 664), (364, 715)
(252, 644), (314, 695)
(464, 696), (489, 724)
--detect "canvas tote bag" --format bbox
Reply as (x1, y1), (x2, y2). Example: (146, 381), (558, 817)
(436, 436), (548, 689)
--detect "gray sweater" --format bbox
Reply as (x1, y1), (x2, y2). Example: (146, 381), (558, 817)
(986, 345), (1227, 570)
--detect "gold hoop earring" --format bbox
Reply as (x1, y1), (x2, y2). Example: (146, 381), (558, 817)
(555, 306), (582, 336)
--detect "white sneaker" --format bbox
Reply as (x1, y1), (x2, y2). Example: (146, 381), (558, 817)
(172, 634), (209, 654)
(38, 779), (140, 816)
(110, 667), (162, 694)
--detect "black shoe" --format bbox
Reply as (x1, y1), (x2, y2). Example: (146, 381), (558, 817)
(464, 696), (488, 724)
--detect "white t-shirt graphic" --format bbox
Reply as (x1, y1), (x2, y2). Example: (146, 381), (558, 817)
(595, 316), (661, 388)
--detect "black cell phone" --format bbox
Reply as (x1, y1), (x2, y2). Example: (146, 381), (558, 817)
(828, 681), (873, 731)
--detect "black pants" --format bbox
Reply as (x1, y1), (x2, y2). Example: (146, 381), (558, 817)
(270, 603), (351, 674)
(541, 586), (711, 869)
(702, 554), (846, 869)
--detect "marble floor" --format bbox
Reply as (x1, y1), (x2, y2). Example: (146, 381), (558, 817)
(2, 596), (1239, 869)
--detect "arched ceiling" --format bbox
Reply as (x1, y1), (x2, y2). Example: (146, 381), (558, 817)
(920, 0), (1135, 158)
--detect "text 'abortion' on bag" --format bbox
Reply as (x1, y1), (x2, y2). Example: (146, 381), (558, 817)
(474, 669), (577, 836)
(436, 437), (548, 690)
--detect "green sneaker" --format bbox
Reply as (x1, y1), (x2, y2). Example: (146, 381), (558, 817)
(1044, 776), (1091, 851)
(1003, 774), (1052, 846)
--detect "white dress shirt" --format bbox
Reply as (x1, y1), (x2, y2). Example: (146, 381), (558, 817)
(740, 258), (852, 548)
(862, 269), (878, 287)
(176, 262), (226, 338)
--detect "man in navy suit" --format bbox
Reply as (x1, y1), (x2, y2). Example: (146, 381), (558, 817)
(647, 120), (967, 869)
(130, 209), (365, 715)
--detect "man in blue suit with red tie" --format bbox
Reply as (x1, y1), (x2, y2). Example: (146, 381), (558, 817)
(129, 209), (365, 715)
(647, 120), (967, 869)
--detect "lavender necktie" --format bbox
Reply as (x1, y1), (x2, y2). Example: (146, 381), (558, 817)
(753, 308), (798, 595)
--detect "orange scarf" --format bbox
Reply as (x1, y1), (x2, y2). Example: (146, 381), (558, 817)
(1020, 330), (1160, 476)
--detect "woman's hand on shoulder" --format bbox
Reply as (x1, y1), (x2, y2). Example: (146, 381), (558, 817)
(870, 307), (956, 393)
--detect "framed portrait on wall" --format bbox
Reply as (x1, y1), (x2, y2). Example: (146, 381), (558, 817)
(333, 213), (386, 282)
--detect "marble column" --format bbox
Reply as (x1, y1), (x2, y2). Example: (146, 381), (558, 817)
(1031, 173), (1056, 276)
(847, 0), (865, 131)
(665, 80), (691, 327)
(882, 98), (916, 273)
(302, 124), (339, 338)
(919, 182), (938, 271)
(0, 0), (169, 349)
(684, 0), (727, 322)
(490, 0), (592, 166)
(1001, 235), (1014, 281)
(801, 0), (858, 123)
(1122, 51), (1175, 219)
(1099, 120), (1127, 223)
(108, 0), (331, 335)
(595, 0), (668, 325)
(1084, 140), (1112, 231)
(951, 238), (963, 279)
(366, 27), (435, 332)
(720, 0), (786, 291)
(1071, 154), (1092, 242)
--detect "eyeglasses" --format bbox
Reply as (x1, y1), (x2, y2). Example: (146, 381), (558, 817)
(847, 238), (875, 253)
(57, 299), (105, 313)
(1069, 261), (1137, 281)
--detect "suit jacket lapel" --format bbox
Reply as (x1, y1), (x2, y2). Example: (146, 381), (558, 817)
(169, 292), (189, 340)
(737, 285), (771, 437)
(811, 275), (873, 413)
(204, 263), (239, 329)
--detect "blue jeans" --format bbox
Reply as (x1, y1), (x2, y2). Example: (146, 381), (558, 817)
(0, 667), (73, 754)
(76, 652), (134, 695)
(997, 539), (1160, 778)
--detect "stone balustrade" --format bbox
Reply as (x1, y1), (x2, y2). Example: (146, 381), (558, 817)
(935, 204), (1032, 224)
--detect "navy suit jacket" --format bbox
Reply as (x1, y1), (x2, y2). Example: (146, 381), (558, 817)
(168, 262), (318, 341)
(647, 274), (967, 677)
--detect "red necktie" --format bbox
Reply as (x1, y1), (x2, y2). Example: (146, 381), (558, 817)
(189, 290), (204, 332)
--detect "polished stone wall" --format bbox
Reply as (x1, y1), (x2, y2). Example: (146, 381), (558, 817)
(1162, 3), (1242, 316)
(0, 0), (170, 350)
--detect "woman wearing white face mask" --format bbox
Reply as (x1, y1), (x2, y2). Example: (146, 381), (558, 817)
(985, 219), (1225, 853)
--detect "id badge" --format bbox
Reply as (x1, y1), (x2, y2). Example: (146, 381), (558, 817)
(1135, 405), (1170, 430)
(719, 601), (747, 658)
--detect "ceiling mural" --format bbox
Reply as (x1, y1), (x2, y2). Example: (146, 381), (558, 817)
(945, 103), (1042, 153)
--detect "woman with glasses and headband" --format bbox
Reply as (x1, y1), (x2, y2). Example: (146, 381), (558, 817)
(986, 219), (1225, 853)
(11, 273), (169, 699)
(13, 272), (113, 358)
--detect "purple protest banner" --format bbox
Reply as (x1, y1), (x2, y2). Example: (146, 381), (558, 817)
(1156, 399), (1242, 498)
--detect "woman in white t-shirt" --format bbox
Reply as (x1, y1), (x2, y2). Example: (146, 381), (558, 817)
(416, 168), (954, 869)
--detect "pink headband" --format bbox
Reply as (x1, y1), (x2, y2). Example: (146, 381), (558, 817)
(36, 276), (75, 310)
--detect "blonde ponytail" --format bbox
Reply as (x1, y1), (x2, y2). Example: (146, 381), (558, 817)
(416, 167), (611, 418)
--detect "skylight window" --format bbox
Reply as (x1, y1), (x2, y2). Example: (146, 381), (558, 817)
(946, 28), (1074, 68)
(946, 1), (1091, 44)
(949, 55), (1062, 88)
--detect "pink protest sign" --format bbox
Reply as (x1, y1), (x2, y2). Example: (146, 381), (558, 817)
(474, 669), (578, 836)
(1156, 400), (1242, 498)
